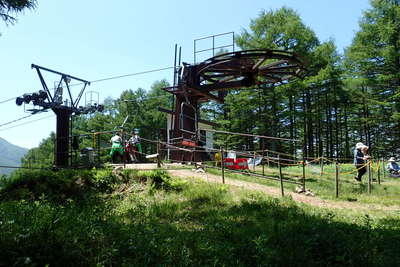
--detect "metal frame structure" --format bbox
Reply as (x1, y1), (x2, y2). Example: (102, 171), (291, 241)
(163, 45), (307, 162)
(194, 32), (235, 64)
(31, 64), (90, 109)
(15, 64), (104, 168)
(32, 64), (91, 168)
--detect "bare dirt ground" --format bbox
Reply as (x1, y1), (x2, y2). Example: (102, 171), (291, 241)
(115, 163), (189, 170)
(167, 169), (400, 213)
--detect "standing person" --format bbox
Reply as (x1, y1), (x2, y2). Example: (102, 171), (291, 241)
(125, 131), (136, 163)
(386, 157), (400, 175)
(127, 129), (142, 162)
(126, 130), (138, 162)
(354, 142), (369, 181)
(214, 151), (221, 167)
(110, 132), (124, 163)
(361, 145), (370, 158)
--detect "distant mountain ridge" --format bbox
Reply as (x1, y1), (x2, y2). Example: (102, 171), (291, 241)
(0, 137), (28, 175)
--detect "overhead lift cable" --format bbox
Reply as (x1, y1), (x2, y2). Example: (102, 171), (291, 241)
(0, 115), (55, 131)
(0, 97), (17, 105)
(0, 66), (175, 130)
(90, 66), (174, 84)
(0, 66), (175, 105)
(0, 114), (33, 128)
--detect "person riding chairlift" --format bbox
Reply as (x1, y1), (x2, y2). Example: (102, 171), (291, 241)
(386, 157), (400, 175)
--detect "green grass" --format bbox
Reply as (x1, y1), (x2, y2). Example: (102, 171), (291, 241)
(205, 162), (400, 207)
(0, 168), (399, 266)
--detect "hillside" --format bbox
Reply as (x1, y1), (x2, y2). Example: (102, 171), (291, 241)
(0, 168), (399, 266)
(0, 137), (28, 175)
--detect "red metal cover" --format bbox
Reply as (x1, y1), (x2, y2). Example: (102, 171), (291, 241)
(181, 140), (197, 147)
(224, 158), (249, 170)
(235, 158), (249, 170)
(224, 158), (235, 169)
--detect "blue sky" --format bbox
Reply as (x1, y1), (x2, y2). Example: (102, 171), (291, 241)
(0, 0), (371, 149)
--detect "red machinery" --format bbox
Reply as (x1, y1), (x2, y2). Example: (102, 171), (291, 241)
(162, 34), (306, 163)
(224, 157), (249, 170)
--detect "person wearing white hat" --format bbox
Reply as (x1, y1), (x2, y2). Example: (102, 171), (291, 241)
(353, 142), (368, 181)
(386, 157), (400, 175)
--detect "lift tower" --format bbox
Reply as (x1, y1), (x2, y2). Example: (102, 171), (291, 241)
(16, 64), (94, 168)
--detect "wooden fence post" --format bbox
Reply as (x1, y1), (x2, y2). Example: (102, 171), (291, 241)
(252, 151), (256, 172)
(278, 155), (284, 197)
(96, 133), (100, 166)
(221, 147), (225, 184)
(261, 139), (265, 176)
(377, 159), (381, 185)
(371, 159), (374, 182)
(368, 160), (372, 194)
(157, 140), (161, 168)
(302, 151), (306, 192)
(320, 156), (324, 177)
(262, 149), (265, 176)
(335, 161), (339, 198)
(123, 132), (126, 169)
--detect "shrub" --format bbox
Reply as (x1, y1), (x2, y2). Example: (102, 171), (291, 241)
(131, 170), (187, 191)
(0, 169), (94, 202)
(90, 169), (116, 192)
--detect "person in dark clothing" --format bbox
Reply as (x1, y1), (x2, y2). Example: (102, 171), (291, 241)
(353, 142), (370, 181)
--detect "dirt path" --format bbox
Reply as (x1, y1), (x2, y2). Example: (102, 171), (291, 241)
(167, 169), (400, 212)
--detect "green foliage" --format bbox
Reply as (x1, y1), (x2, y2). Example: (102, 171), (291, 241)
(0, 0), (36, 25)
(344, 0), (400, 154)
(215, 7), (347, 158)
(206, 161), (400, 208)
(21, 132), (55, 168)
(236, 7), (319, 54)
(9, 2), (400, 172)
(211, 3), (400, 159)
(137, 169), (187, 191)
(1, 4), (400, 265)
(0, 174), (399, 266)
(0, 168), (186, 203)
(118, 80), (171, 144)
(0, 169), (92, 202)
(90, 169), (116, 192)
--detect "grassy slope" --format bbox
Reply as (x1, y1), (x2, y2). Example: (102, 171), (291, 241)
(0, 168), (399, 266)
(206, 162), (400, 207)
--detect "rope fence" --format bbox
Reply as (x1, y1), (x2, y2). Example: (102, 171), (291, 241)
(9, 127), (394, 198)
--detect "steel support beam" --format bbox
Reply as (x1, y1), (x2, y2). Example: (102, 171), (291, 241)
(53, 108), (73, 167)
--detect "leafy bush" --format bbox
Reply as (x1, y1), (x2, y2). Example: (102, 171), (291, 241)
(0, 173), (399, 266)
(0, 168), (188, 203)
(0, 169), (93, 202)
(90, 169), (116, 192)
(146, 170), (187, 191)
(0, 167), (134, 201)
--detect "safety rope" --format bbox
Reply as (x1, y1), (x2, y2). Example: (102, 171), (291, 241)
(69, 131), (390, 177)
(340, 162), (369, 175)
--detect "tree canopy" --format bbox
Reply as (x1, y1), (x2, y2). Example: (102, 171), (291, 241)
(20, 1), (400, 167)
(0, 0), (36, 25)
